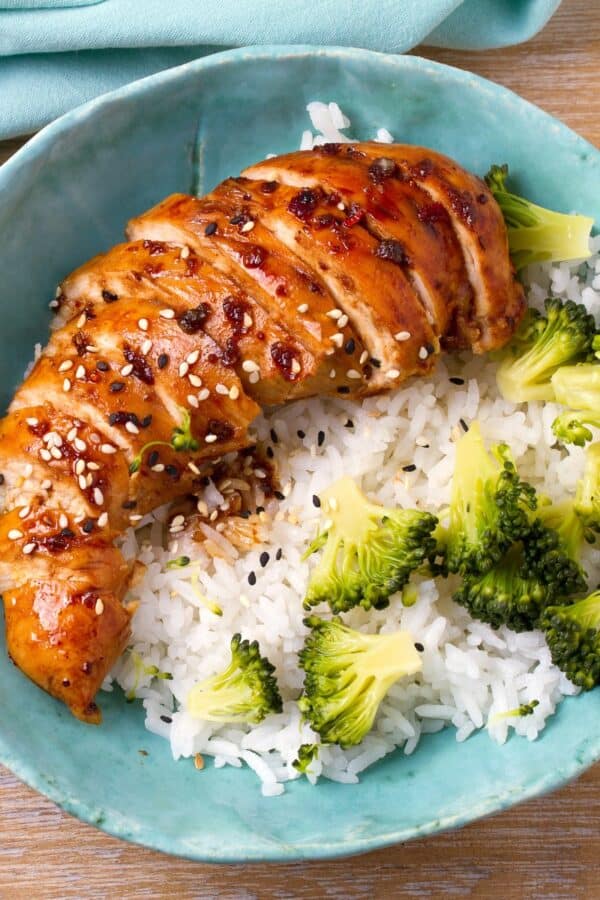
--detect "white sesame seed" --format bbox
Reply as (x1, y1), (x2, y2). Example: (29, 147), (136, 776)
(129, 514), (143, 523)
(171, 515), (185, 528)
(209, 509), (218, 522)
(395, 331), (411, 342)
(229, 385), (240, 400)
(75, 365), (86, 380)
(215, 383), (229, 395)
(248, 371), (260, 384)
(187, 394), (199, 409)
(67, 427), (78, 442)
(125, 421), (139, 435)
(50, 447), (62, 460)
(55, 285), (62, 298)
(186, 350), (200, 365)
(93, 487), (104, 505)
(121, 363), (134, 377)
(75, 459), (85, 475)
(86, 473), (93, 487)
(74, 438), (87, 452)
(197, 388), (210, 401)
(23, 463), (33, 477)
(327, 309), (342, 319)
(243, 313), (253, 329)
(254, 469), (267, 479)
(188, 461), (201, 475)
(197, 500), (208, 516)
(59, 513), (68, 529)
(170, 524), (184, 534)
(98, 512), (108, 528)
(386, 369), (401, 380)
(59, 360), (73, 372)
(205, 434), (218, 444)
(242, 359), (259, 373)
(19, 506), (30, 519)
(151, 463), (165, 473)
(8, 530), (23, 541)
(138, 317), (149, 332)
(418, 346), (429, 360)
(241, 220), (255, 233)
(179, 361), (189, 377)
(77, 474), (87, 490)
(330, 332), (344, 348)
(337, 201), (346, 211)
(329, 369), (336, 379)
(180, 245), (190, 259)
(23, 543), (36, 555)
(95, 598), (104, 615)
(87, 462), (100, 471)
(141, 339), (153, 355)
(291, 359), (301, 375)
(359, 350), (369, 365)
(86, 345), (98, 353)
(40, 448), (52, 462)
(41, 479), (52, 490)
(188, 373), (202, 388)
(100, 443), (117, 454)
(338, 314), (349, 328)
(63, 378), (72, 392)
(297, 303), (309, 314)
(76, 313), (86, 329)
(346, 369), (361, 379)
(26, 417), (39, 427)
(160, 308), (175, 319)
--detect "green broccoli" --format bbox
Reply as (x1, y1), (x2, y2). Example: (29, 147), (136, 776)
(129, 407), (199, 474)
(125, 650), (173, 702)
(541, 590), (600, 689)
(485, 164), (593, 270)
(292, 743), (319, 775)
(575, 442), (600, 532)
(302, 477), (437, 614)
(496, 298), (596, 403)
(441, 422), (536, 576)
(298, 616), (422, 748)
(551, 363), (600, 445)
(187, 634), (282, 724)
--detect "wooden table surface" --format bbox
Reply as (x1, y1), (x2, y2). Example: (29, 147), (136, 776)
(1, 1), (599, 896)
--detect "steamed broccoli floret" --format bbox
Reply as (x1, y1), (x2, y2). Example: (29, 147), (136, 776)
(442, 422), (536, 576)
(298, 616), (422, 748)
(551, 363), (600, 445)
(187, 634), (282, 724)
(496, 298), (596, 403)
(485, 164), (593, 270)
(575, 443), (600, 532)
(292, 743), (319, 775)
(541, 590), (600, 689)
(302, 477), (437, 613)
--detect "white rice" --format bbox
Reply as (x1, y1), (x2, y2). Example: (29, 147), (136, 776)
(106, 104), (600, 795)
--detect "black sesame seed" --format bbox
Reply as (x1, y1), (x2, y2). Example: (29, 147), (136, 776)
(240, 510), (251, 519)
(0, 474), (4, 486)
(415, 642), (424, 652)
(248, 571), (257, 586)
(230, 214), (246, 226)
(312, 494), (321, 508)
(317, 430), (325, 447)
(102, 289), (118, 303)
(140, 414), (153, 429)
(148, 450), (159, 467)
(297, 429), (306, 439)
(337, 385), (350, 394)
(165, 465), (179, 478)
(110, 381), (125, 393)
(157, 353), (169, 370)
(425, 343), (435, 356)
(160, 715), (172, 724)
(270, 428), (279, 444)
(276, 548), (283, 560)
(266, 446), (274, 459)
(402, 464), (417, 472)
(369, 357), (382, 368)
(204, 222), (218, 236)
(344, 338), (355, 355)
(449, 376), (465, 385)
(60, 528), (75, 539)
(201, 475), (210, 486)
(259, 551), (270, 568)
(122, 499), (137, 509)
(344, 419), (354, 429)
(96, 360), (110, 372)
(460, 419), (469, 432)
(82, 518), (95, 533)
(274, 490), (285, 501)
(256, 506), (265, 514)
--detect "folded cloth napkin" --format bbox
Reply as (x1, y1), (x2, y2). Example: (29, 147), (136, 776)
(0, 0), (561, 139)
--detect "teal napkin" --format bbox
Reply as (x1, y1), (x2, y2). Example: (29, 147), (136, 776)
(0, 0), (562, 139)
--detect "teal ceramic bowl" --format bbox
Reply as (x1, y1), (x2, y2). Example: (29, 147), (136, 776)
(0, 46), (599, 863)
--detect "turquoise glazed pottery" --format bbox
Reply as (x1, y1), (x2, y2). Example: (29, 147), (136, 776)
(0, 47), (599, 862)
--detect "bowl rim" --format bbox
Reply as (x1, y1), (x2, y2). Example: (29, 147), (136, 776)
(0, 42), (599, 863)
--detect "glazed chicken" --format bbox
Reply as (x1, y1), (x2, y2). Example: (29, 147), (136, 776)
(0, 143), (525, 722)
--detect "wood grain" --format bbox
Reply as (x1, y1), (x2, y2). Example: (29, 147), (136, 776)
(1, 0), (599, 895)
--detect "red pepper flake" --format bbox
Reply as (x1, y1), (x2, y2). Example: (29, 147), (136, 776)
(242, 246), (267, 269)
(123, 346), (154, 385)
(368, 157), (398, 184)
(288, 188), (322, 221)
(374, 240), (410, 267)
(342, 203), (365, 228)
(271, 342), (300, 382)
(142, 239), (167, 256)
